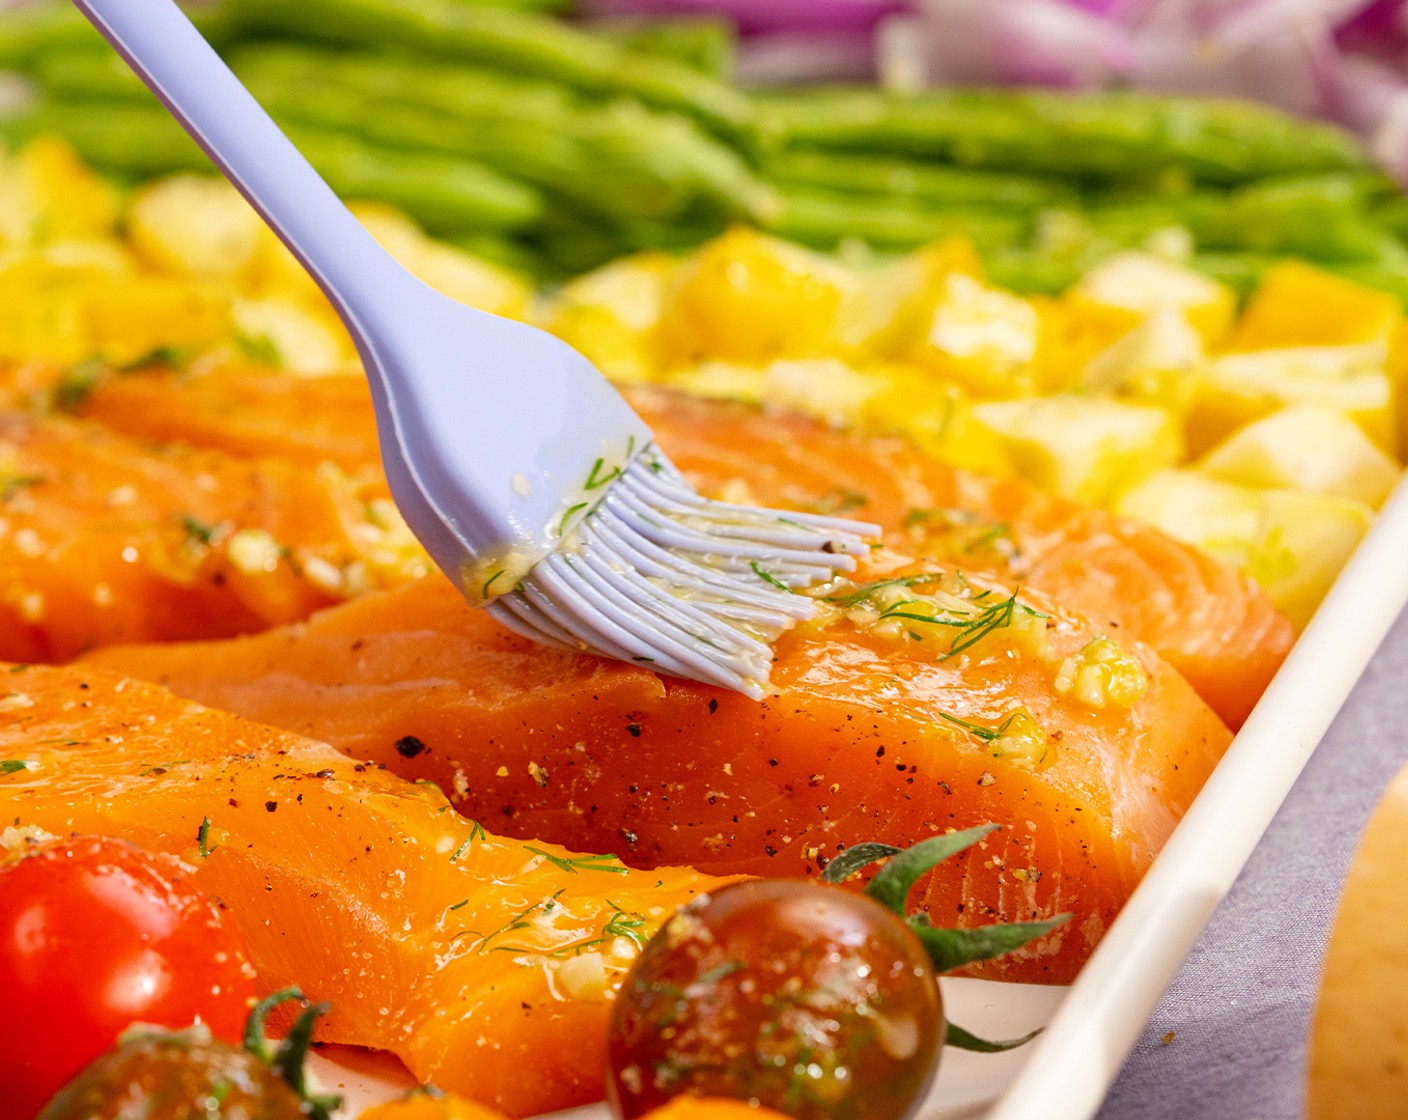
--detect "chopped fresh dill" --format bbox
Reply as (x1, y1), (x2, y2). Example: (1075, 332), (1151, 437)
(940, 590), (1046, 661)
(697, 960), (746, 985)
(448, 899), (469, 911)
(139, 758), (191, 776)
(903, 507), (977, 529)
(583, 457), (621, 491)
(558, 501), (588, 536)
(936, 710), (1023, 743)
(749, 561), (792, 593)
(801, 490), (870, 515)
(197, 816), (217, 858)
(449, 837), (474, 862)
(469, 820), (487, 841)
(825, 573), (947, 609)
(965, 521), (1016, 555)
(0, 475), (44, 502)
(180, 515), (225, 547)
(235, 331), (282, 368)
(602, 900), (648, 945)
(54, 363), (104, 411)
(524, 847), (630, 875)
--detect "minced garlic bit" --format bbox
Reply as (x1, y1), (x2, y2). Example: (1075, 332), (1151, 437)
(1054, 636), (1148, 710)
(818, 571), (1049, 661)
(938, 706), (1049, 766)
(227, 528), (282, 575)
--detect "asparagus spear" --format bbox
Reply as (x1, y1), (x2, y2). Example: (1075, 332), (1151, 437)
(1, 100), (543, 234)
(0, 4), (106, 69)
(214, 0), (757, 142)
(765, 184), (1029, 252)
(766, 148), (1076, 211)
(759, 88), (1371, 184)
(585, 18), (736, 80)
(228, 44), (769, 222)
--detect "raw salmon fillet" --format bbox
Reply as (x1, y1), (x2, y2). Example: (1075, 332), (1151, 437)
(0, 408), (419, 662)
(0, 663), (727, 1117)
(91, 560), (1233, 985)
(16, 362), (1289, 727)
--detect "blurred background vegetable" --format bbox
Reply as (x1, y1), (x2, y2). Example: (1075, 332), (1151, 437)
(6, 0), (1408, 293)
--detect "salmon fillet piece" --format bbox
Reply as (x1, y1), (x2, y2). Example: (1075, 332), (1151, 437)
(19, 364), (1290, 727)
(0, 662), (726, 1117)
(90, 559), (1233, 985)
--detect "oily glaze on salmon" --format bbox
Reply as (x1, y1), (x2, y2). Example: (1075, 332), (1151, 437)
(0, 408), (422, 662)
(0, 662), (728, 1117)
(11, 361), (1289, 727)
(91, 559), (1233, 985)
(637, 387), (1293, 730)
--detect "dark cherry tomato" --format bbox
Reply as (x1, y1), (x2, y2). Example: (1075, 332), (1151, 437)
(606, 879), (944, 1120)
(0, 836), (258, 1120)
(36, 1025), (307, 1120)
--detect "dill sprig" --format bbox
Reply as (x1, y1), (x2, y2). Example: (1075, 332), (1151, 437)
(940, 590), (1045, 661)
(750, 561), (792, 593)
(824, 573), (949, 609)
(936, 710), (1024, 743)
(525, 846), (630, 875)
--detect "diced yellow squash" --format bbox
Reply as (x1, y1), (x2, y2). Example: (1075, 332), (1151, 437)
(1114, 470), (1263, 570)
(231, 297), (357, 375)
(762, 358), (880, 427)
(1245, 490), (1374, 630)
(1078, 304), (1204, 414)
(669, 361), (768, 405)
(972, 393), (1182, 508)
(1187, 345), (1396, 456)
(659, 226), (853, 364)
(1116, 469), (1372, 629)
(541, 253), (676, 383)
(836, 235), (983, 356)
(127, 175), (264, 279)
(1065, 251), (1237, 350)
(1226, 260), (1401, 352)
(0, 279), (89, 364)
(79, 277), (230, 366)
(352, 201), (530, 320)
(904, 272), (1046, 397)
(17, 137), (120, 244)
(244, 223), (324, 305)
(1198, 406), (1401, 508)
(864, 368), (1012, 477)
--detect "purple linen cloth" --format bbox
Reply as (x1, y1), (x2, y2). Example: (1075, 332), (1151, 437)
(1095, 601), (1408, 1119)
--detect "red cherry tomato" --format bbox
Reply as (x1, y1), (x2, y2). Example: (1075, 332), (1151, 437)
(0, 836), (258, 1120)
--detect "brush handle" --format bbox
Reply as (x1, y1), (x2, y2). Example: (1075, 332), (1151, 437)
(72, 0), (409, 337)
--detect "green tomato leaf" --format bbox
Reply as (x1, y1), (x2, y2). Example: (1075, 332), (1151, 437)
(864, 824), (1000, 916)
(819, 841), (902, 885)
(908, 913), (1071, 973)
(945, 1020), (1044, 1053)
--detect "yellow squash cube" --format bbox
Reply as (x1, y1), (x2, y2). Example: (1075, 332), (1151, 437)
(1116, 469), (1373, 630)
(972, 393), (1182, 508)
(904, 272), (1047, 398)
(1197, 405), (1401, 508)
(1066, 251), (1237, 351)
(659, 226), (853, 365)
(127, 175), (264, 280)
(1078, 304), (1205, 414)
(1187, 345), (1396, 456)
(836, 235), (983, 357)
(1226, 260), (1401, 352)
(541, 253), (676, 383)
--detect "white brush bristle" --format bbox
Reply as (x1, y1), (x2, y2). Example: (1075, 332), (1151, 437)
(487, 450), (879, 698)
